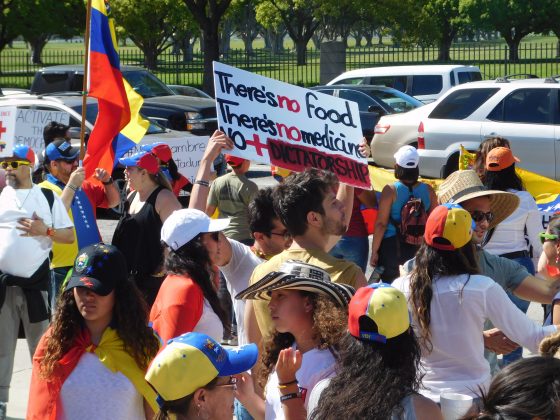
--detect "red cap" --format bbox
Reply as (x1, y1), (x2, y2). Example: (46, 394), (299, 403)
(225, 154), (246, 167)
(151, 144), (173, 163)
(119, 151), (160, 175)
(485, 147), (520, 171)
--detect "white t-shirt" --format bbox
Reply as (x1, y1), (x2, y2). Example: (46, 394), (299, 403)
(0, 185), (73, 277)
(219, 239), (263, 346)
(265, 347), (336, 420)
(193, 298), (224, 342)
(57, 352), (144, 420)
(393, 273), (557, 402)
(484, 190), (543, 265)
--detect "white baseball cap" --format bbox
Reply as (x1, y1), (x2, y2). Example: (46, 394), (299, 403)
(393, 145), (419, 168)
(161, 209), (230, 251)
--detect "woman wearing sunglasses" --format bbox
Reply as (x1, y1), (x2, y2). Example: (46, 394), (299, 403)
(145, 332), (258, 420)
(149, 209), (230, 344)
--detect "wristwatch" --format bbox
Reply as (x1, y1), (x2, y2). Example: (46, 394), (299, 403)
(46, 227), (56, 237)
(102, 177), (114, 185)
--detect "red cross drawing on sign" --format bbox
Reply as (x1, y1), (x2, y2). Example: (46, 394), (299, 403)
(245, 133), (269, 157)
(0, 121), (6, 140)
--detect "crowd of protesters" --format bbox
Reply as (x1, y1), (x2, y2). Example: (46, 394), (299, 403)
(0, 126), (559, 420)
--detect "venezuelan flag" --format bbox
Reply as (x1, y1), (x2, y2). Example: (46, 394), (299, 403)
(83, 0), (133, 178)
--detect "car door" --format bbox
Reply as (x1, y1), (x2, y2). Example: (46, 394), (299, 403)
(337, 89), (383, 139)
(481, 87), (556, 179)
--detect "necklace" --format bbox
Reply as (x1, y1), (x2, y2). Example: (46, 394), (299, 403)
(15, 188), (33, 210)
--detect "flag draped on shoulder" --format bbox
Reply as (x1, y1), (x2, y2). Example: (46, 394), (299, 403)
(83, 0), (134, 178)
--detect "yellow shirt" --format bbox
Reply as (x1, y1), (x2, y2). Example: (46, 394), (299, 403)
(248, 248), (363, 337)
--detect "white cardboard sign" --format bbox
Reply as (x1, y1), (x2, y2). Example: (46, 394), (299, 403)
(213, 62), (370, 188)
(0, 107), (17, 158)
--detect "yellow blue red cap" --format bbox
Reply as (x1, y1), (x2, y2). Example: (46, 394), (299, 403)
(424, 204), (474, 251)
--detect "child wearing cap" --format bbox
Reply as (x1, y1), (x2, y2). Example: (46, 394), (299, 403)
(392, 204), (559, 403)
(145, 332), (258, 420)
(482, 145), (543, 365)
(307, 283), (442, 420)
(27, 243), (160, 420)
(370, 145), (437, 282)
(235, 261), (354, 420)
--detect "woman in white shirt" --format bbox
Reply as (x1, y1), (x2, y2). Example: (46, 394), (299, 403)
(27, 243), (160, 420)
(393, 204), (558, 403)
(235, 260), (354, 420)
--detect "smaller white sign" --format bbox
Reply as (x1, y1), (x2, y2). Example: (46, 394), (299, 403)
(13, 108), (70, 156)
(0, 107), (17, 158)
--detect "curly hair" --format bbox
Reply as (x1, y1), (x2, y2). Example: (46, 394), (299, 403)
(40, 277), (159, 379)
(309, 331), (422, 420)
(163, 234), (228, 332)
(255, 292), (347, 389)
(462, 357), (560, 420)
(409, 241), (479, 351)
(474, 136), (510, 181)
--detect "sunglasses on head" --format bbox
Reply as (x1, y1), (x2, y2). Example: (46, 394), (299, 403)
(539, 232), (559, 244)
(1, 160), (30, 169)
(470, 210), (495, 223)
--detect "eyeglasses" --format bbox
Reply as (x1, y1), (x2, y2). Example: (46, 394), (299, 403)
(1, 160), (30, 169)
(470, 211), (495, 223)
(269, 230), (291, 240)
(213, 376), (237, 391)
(539, 232), (559, 244)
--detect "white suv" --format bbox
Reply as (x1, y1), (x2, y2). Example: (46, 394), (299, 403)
(417, 78), (560, 180)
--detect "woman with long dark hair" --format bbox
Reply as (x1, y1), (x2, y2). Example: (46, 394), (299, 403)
(308, 283), (441, 420)
(235, 261), (354, 420)
(473, 136), (510, 182)
(149, 208), (229, 344)
(370, 145), (437, 282)
(112, 150), (182, 307)
(393, 204), (558, 402)
(27, 243), (160, 419)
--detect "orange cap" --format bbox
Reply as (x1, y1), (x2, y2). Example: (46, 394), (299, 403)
(485, 147), (520, 171)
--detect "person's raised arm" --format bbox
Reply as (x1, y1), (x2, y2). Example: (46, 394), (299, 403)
(60, 167), (85, 210)
(189, 130), (233, 211)
(93, 168), (121, 208)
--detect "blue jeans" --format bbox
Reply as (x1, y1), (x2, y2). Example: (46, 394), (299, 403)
(49, 266), (72, 312)
(502, 256), (534, 366)
(329, 235), (369, 273)
(234, 399), (254, 420)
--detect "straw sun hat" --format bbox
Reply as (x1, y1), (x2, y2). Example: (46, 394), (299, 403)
(236, 260), (355, 307)
(436, 170), (519, 229)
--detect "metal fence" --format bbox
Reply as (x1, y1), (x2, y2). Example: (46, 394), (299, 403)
(1, 42), (560, 90)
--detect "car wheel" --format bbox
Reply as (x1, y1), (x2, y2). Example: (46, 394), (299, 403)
(442, 153), (459, 179)
(110, 178), (128, 217)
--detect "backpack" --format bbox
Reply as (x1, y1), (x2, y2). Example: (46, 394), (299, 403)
(396, 185), (428, 246)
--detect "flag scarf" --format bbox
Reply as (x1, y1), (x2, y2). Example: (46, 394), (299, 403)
(26, 327), (158, 419)
(84, 0), (148, 178)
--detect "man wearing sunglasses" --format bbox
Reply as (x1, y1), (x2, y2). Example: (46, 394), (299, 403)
(0, 144), (74, 419)
(39, 139), (121, 308)
(437, 170), (560, 373)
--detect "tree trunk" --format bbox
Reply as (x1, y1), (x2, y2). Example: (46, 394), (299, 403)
(241, 35), (255, 55)
(181, 36), (195, 62)
(342, 35), (349, 48)
(202, 26), (220, 94)
(220, 20), (232, 57)
(295, 38), (308, 65)
(28, 36), (49, 65)
(437, 35), (453, 61)
(505, 36), (523, 62)
(311, 34), (321, 50)
(144, 47), (158, 70)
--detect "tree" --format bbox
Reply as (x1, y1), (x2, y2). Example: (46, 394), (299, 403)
(0, 0), (25, 63)
(19, 0), (84, 64)
(256, 3), (286, 54)
(229, 0), (261, 55)
(111, 0), (188, 70)
(183, 0), (232, 94)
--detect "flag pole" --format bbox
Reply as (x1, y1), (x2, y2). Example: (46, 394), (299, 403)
(80, 0), (93, 162)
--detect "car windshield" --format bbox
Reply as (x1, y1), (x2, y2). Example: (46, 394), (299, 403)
(71, 103), (166, 134)
(364, 88), (423, 113)
(122, 70), (175, 98)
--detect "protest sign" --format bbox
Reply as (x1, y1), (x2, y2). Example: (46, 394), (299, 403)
(213, 62), (370, 189)
(121, 134), (208, 183)
(12, 108), (70, 156)
(0, 107), (16, 158)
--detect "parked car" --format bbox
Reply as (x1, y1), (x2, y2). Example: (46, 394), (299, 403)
(416, 77), (560, 180)
(370, 102), (437, 168)
(310, 85), (423, 140)
(30, 65), (218, 134)
(167, 84), (213, 99)
(327, 65), (482, 104)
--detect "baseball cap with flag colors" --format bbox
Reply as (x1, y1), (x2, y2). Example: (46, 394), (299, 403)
(12, 144), (36, 165)
(145, 332), (258, 404)
(424, 204), (474, 251)
(119, 150), (159, 174)
(348, 283), (410, 344)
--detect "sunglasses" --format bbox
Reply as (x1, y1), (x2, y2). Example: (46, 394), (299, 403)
(470, 211), (495, 223)
(209, 231), (220, 242)
(539, 232), (559, 244)
(1, 160), (30, 169)
(58, 158), (78, 164)
(269, 230), (291, 240)
(213, 376), (237, 391)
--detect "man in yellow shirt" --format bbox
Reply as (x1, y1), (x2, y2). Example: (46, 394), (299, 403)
(242, 168), (367, 345)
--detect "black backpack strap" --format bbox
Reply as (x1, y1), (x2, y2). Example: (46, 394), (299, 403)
(40, 187), (55, 212)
